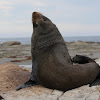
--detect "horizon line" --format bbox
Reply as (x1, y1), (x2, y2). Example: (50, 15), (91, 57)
(0, 35), (100, 38)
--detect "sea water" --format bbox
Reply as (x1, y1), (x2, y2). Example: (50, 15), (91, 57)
(0, 36), (100, 44)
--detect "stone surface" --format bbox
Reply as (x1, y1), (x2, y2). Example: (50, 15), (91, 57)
(59, 85), (100, 100)
(0, 60), (100, 100)
(68, 41), (89, 45)
(0, 63), (30, 92)
(1, 41), (21, 46)
(95, 58), (100, 66)
(0, 85), (100, 100)
(0, 42), (100, 65)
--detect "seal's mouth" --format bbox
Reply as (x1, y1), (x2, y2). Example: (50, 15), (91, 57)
(32, 12), (43, 24)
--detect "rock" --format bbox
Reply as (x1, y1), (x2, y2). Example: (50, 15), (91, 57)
(0, 63), (100, 100)
(95, 58), (100, 66)
(0, 63), (30, 92)
(59, 85), (100, 100)
(69, 41), (89, 45)
(0, 85), (100, 100)
(0, 44), (31, 60)
(1, 41), (21, 46)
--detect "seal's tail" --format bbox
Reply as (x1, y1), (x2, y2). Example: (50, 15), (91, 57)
(89, 73), (100, 87)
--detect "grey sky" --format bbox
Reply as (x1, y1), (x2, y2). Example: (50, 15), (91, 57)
(0, 0), (100, 38)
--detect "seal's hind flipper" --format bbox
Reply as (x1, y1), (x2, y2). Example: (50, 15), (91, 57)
(16, 80), (38, 90)
(0, 95), (4, 100)
(72, 55), (95, 64)
(89, 73), (100, 87)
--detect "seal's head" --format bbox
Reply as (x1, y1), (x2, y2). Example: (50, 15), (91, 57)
(32, 12), (52, 30)
(32, 12), (43, 24)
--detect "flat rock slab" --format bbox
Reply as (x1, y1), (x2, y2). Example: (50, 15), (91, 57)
(0, 63), (30, 92)
(59, 85), (100, 100)
(95, 58), (100, 66)
(1, 41), (21, 46)
(0, 61), (100, 100)
(0, 85), (100, 100)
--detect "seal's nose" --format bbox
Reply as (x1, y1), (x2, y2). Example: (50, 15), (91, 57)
(32, 12), (39, 21)
(32, 12), (43, 22)
(32, 12), (40, 18)
(33, 12), (37, 14)
(32, 12), (40, 16)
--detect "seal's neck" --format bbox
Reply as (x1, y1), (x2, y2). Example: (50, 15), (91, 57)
(31, 18), (66, 57)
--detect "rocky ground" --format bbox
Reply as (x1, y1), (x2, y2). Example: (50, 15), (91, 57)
(0, 41), (100, 65)
(0, 41), (100, 100)
(0, 61), (100, 100)
(0, 63), (30, 93)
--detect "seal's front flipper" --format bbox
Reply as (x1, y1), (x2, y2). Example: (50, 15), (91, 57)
(89, 73), (100, 87)
(16, 84), (31, 90)
(16, 80), (38, 91)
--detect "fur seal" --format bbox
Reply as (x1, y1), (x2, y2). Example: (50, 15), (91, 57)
(16, 12), (100, 91)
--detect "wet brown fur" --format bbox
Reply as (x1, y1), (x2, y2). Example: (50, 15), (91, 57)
(30, 12), (100, 91)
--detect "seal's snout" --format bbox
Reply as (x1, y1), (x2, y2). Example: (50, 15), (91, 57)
(33, 12), (37, 14)
(32, 12), (43, 24)
(32, 12), (39, 17)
